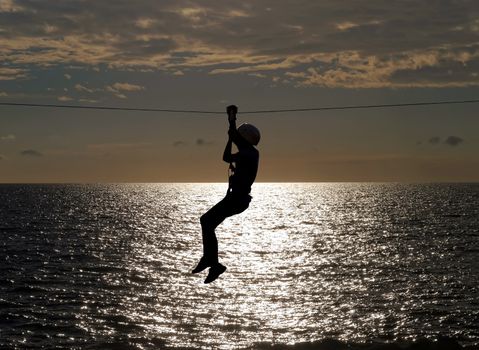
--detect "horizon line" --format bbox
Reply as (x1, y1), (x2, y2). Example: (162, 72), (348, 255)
(1, 181), (478, 185)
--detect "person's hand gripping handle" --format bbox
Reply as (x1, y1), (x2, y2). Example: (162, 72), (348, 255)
(226, 105), (238, 140)
(226, 105), (237, 126)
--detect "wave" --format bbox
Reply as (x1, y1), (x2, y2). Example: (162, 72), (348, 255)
(247, 337), (477, 350)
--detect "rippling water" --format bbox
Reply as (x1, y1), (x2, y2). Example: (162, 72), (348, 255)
(1, 183), (478, 349)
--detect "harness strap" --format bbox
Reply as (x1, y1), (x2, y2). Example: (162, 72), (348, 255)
(227, 162), (235, 193)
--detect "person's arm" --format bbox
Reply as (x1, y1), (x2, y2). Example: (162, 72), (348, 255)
(223, 138), (233, 163)
(225, 104), (250, 148)
(227, 104), (237, 133)
(223, 105), (237, 163)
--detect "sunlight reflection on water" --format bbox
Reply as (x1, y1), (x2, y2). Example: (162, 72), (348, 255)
(1, 183), (478, 349)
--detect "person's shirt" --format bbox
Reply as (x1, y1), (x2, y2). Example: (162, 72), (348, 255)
(228, 130), (259, 195)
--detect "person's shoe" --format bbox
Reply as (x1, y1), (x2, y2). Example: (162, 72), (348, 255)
(192, 256), (213, 274)
(204, 263), (227, 284)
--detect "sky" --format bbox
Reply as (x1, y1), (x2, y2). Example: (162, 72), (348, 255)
(1, 0), (479, 182)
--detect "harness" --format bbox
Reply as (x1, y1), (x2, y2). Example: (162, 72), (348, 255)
(227, 161), (235, 194)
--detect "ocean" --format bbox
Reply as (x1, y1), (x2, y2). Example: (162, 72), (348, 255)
(1, 183), (478, 349)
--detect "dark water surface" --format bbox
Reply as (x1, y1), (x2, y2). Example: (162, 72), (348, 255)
(1, 183), (478, 349)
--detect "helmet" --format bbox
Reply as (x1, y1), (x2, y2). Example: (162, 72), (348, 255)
(238, 123), (260, 145)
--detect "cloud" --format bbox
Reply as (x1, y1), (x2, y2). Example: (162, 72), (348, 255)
(58, 96), (73, 101)
(44, 24), (58, 34)
(106, 82), (145, 92)
(135, 18), (156, 29)
(420, 135), (465, 147)
(172, 140), (186, 147)
(0, 0), (24, 13)
(64, 73), (71, 80)
(1, 1), (479, 87)
(20, 149), (43, 157)
(444, 136), (464, 146)
(79, 98), (98, 103)
(172, 139), (212, 146)
(428, 136), (441, 145)
(105, 82), (145, 99)
(1, 134), (15, 141)
(0, 67), (28, 80)
(196, 138), (213, 146)
(75, 84), (94, 93)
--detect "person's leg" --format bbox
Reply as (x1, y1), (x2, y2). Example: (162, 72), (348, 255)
(200, 197), (232, 263)
(202, 195), (251, 283)
(192, 196), (232, 273)
(192, 194), (251, 277)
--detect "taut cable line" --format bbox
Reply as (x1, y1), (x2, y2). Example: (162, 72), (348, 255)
(240, 99), (479, 114)
(0, 102), (223, 114)
(1, 99), (479, 115)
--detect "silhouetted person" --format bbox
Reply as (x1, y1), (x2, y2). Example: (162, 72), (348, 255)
(192, 105), (260, 283)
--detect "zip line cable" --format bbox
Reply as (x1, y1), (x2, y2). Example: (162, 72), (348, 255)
(240, 99), (479, 114)
(1, 98), (479, 115)
(0, 102), (223, 114)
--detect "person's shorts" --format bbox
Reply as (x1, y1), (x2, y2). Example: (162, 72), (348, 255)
(225, 192), (252, 215)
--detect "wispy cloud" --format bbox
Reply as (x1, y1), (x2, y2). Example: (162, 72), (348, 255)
(196, 138), (213, 146)
(444, 136), (464, 147)
(104, 82), (145, 99)
(0, 134), (15, 141)
(428, 136), (441, 145)
(75, 84), (94, 93)
(106, 82), (145, 92)
(0, 67), (28, 80)
(0, 0), (24, 13)
(20, 149), (43, 157)
(172, 139), (213, 147)
(64, 73), (71, 80)
(0, 1), (478, 88)
(172, 140), (187, 147)
(419, 135), (465, 147)
(135, 18), (156, 29)
(112, 93), (127, 99)
(57, 96), (73, 101)
(79, 98), (98, 103)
